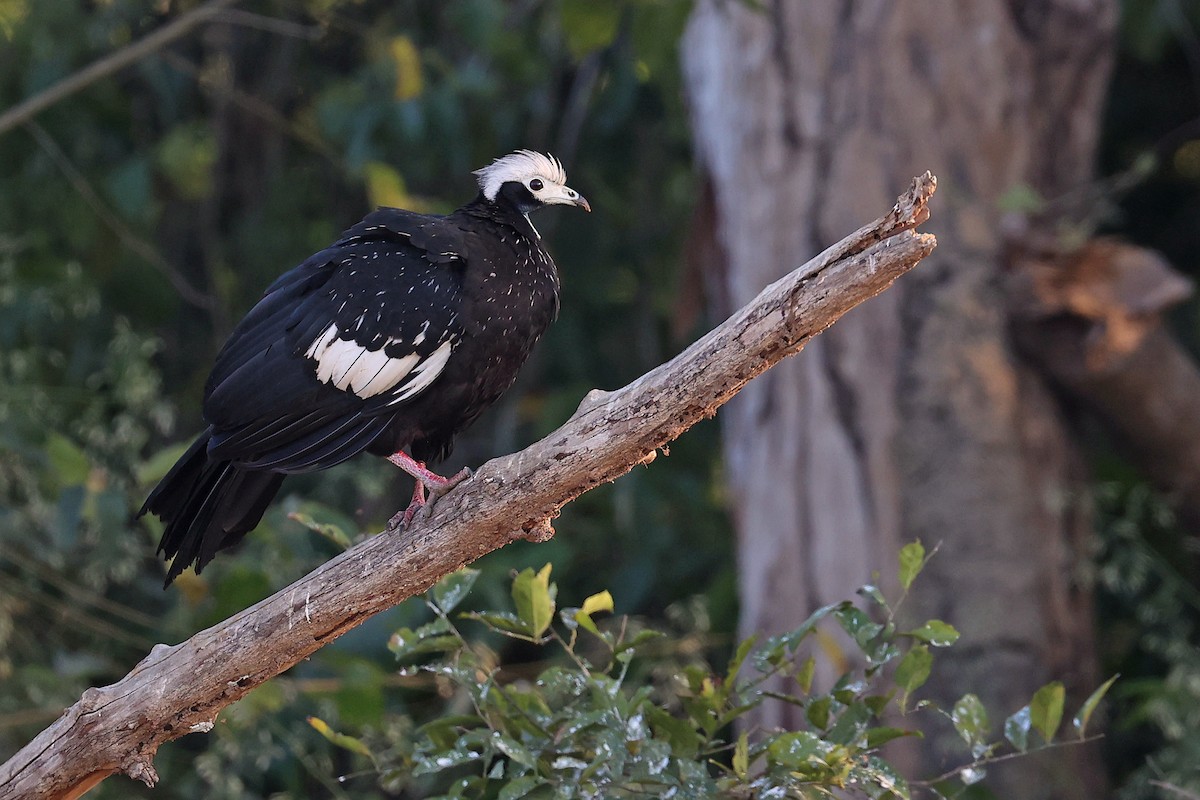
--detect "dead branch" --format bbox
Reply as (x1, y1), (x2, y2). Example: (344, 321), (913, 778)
(1009, 235), (1200, 535)
(0, 175), (937, 800)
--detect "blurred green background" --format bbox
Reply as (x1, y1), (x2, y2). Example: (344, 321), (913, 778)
(1, 0), (1200, 797)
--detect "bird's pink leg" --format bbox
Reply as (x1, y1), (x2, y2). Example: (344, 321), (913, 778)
(386, 452), (472, 529)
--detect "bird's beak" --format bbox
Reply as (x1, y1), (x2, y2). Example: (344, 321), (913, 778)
(544, 184), (591, 212)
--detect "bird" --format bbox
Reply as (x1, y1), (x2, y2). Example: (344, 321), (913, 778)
(139, 150), (589, 586)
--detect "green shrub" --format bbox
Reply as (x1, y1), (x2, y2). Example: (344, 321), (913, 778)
(309, 543), (1114, 799)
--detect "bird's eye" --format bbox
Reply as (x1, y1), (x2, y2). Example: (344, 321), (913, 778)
(529, 178), (544, 191)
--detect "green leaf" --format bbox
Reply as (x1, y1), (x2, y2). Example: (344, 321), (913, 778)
(511, 564), (555, 638)
(806, 695), (831, 729)
(1030, 681), (1065, 742)
(950, 694), (989, 755)
(865, 726), (920, 748)
(364, 161), (415, 210)
(156, 123), (217, 200)
(898, 540), (926, 590)
(388, 617), (458, 660)
(727, 634), (757, 684)
(859, 584), (888, 608)
(418, 714), (486, 750)
(826, 702), (872, 746)
(795, 656), (816, 694)
(864, 692), (894, 715)
(1073, 674), (1118, 738)
(1004, 705), (1031, 752)
(752, 602), (841, 672)
(491, 732), (537, 768)
(463, 610), (531, 637)
(387, 35), (423, 100)
(836, 604), (884, 649)
(571, 590), (614, 637)
(137, 441), (191, 486)
(861, 755), (911, 799)
(580, 590), (613, 616)
(997, 183), (1046, 214)
(497, 775), (543, 800)
(894, 645), (932, 708)
(46, 432), (89, 486)
(0, 1), (29, 41)
(560, 0), (621, 58)
(307, 716), (374, 761)
(733, 731), (749, 779)
(767, 730), (828, 768)
(614, 628), (664, 655)
(904, 620), (959, 647)
(431, 568), (480, 614)
(645, 706), (703, 759)
(288, 511), (352, 550)
(413, 744), (481, 776)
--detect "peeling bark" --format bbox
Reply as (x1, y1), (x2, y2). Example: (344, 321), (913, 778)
(0, 177), (937, 800)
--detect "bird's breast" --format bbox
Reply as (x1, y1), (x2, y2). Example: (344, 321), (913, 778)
(465, 239), (559, 337)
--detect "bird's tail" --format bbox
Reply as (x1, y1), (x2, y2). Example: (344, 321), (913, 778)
(138, 429), (285, 586)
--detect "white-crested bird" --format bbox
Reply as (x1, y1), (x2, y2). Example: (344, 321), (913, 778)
(140, 150), (589, 585)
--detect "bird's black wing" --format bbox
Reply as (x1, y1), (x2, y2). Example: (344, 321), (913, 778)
(202, 209), (468, 473)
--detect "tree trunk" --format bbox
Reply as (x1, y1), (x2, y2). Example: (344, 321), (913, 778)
(682, 2), (1113, 796)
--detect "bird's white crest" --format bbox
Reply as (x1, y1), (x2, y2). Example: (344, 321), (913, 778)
(474, 150), (567, 201)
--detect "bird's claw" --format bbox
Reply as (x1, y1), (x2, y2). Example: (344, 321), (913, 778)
(391, 467), (473, 530)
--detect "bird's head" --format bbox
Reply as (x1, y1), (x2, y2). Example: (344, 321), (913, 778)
(474, 150), (591, 215)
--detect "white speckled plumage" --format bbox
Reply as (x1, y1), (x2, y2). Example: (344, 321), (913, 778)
(145, 149), (585, 584)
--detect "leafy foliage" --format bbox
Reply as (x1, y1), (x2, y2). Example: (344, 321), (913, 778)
(1094, 482), (1200, 799)
(301, 547), (1114, 799)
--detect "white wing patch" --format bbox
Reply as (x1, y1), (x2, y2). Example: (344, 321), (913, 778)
(387, 339), (454, 404)
(305, 322), (454, 401)
(357, 352), (420, 397)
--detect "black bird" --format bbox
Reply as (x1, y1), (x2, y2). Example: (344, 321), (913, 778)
(140, 150), (589, 585)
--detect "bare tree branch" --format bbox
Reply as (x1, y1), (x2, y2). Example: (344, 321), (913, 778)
(208, 9), (324, 40)
(23, 122), (221, 314)
(1009, 235), (1200, 534)
(0, 175), (937, 800)
(158, 51), (339, 163)
(0, 0), (241, 137)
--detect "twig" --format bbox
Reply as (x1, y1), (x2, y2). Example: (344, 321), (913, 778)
(0, 550), (159, 629)
(0, 0), (242, 137)
(914, 734), (1105, 788)
(0, 573), (154, 651)
(209, 9), (324, 41)
(158, 51), (339, 163)
(1151, 779), (1200, 800)
(23, 121), (220, 313)
(0, 174), (937, 800)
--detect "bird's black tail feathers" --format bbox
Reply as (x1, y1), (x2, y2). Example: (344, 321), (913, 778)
(138, 429), (285, 587)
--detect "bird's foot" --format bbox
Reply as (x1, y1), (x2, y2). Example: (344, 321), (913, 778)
(386, 452), (472, 529)
(388, 480), (426, 531)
